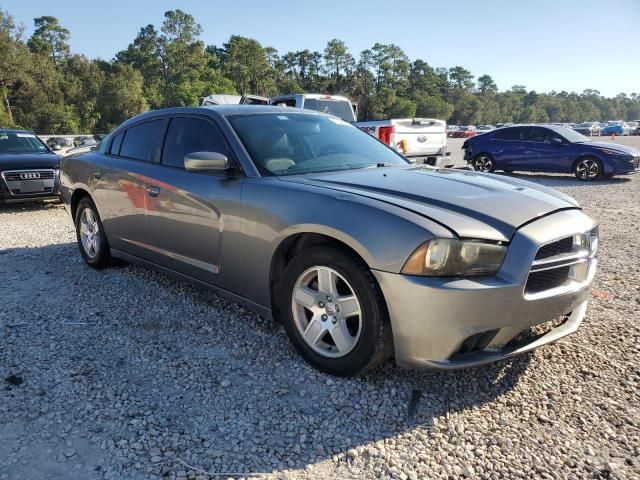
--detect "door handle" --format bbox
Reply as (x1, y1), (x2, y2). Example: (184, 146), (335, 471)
(92, 170), (102, 180)
(146, 186), (160, 197)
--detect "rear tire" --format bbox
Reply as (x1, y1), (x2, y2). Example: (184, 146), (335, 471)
(473, 154), (496, 173)
(74, 197), (111, 268)
(277, 246), (393, 377)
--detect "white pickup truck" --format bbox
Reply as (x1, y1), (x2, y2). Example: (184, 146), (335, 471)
(269, 94), (451, 167)
(269, 94), (358, 123)
(355, 118), (452, 167)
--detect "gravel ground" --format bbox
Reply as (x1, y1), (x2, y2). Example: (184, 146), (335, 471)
(1, 136), (639, 479)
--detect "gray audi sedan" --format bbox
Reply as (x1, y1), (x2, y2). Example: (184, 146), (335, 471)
(59, 106), (598, 376)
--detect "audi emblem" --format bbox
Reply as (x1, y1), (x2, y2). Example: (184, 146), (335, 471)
(20, 172), (41, 180)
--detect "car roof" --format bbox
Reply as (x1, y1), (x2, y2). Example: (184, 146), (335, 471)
(115, 105), (325, 131)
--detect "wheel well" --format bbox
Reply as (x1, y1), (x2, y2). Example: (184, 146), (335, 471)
(474, 152), (494, 161)
(70, 188), (91, 219)
(269, 233), (369, 320)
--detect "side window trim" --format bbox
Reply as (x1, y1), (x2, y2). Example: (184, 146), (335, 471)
(108, 130), (125, 155)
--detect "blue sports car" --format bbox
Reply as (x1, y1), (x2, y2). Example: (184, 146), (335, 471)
(463, 124), (640, 180)
(601, 122), (631, 136)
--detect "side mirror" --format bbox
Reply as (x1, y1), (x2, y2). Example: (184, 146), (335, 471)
(551, 137), (564, 145)
(184, 151), (230, 173)
(52, 144), (62, 151)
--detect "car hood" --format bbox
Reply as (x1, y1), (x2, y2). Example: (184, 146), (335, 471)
(280, 166), (580, 242)
(0, 153), (61, 170)
(583, 141), (639, 156)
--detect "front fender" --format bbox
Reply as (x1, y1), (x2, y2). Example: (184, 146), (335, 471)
(229, 178), (453, 309)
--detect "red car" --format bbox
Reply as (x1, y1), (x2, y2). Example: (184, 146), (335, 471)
(451, 126), (477, 138)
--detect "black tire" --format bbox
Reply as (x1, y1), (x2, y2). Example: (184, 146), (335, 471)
(74, 197), (111, 268)
(573, 156), (603, 181)
(472, 153), (496, 173)
(277, 246), (393, 377)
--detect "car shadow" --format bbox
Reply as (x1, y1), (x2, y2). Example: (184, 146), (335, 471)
(1, 241), (534, 478)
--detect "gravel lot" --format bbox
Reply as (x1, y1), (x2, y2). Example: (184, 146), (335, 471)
(1, 136), (639, 479)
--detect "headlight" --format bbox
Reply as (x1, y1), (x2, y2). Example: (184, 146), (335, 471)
(600, 149), (624, 156)
(572, 228), (598, 256)
(401, 239), (507, 277)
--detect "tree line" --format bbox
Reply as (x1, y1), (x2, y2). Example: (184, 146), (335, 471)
(1, 8), (639, 134)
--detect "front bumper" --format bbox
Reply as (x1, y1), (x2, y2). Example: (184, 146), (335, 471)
(374, 209), (597, 369)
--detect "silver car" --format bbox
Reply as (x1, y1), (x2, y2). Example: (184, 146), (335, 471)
(59, 106), (598, 376)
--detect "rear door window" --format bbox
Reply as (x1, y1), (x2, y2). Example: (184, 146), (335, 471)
(525, 127), (563, 143)
(494, 127), (525, 141)
(119, 119), (167, 162)
(161, 117), (232, 169)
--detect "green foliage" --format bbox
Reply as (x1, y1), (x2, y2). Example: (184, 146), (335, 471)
(27, 15), (70, 67)
(1, 6), (639, 133)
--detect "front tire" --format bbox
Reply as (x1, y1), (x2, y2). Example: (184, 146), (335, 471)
(573, 157), (603, 181)
(277, 246), (393, 376)
(74, 197), (111, 268)
(473, 154), (496, 173)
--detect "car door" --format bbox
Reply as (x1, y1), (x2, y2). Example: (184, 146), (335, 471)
(519, 127), (573, 172)
(141, 115), (244, 286)
(91, 118), (168, 260)
(489, 127), (526, 169)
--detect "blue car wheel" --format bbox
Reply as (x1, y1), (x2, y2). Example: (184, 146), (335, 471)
(472, 154), (496, 173)
(574, 157), (602, 181)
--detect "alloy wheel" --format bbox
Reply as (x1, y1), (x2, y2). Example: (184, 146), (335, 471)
(474, 155), (494, 172)
(575, 159), (600, 180)
(79, 207), (101, 258)
(291, 266), (362, 358)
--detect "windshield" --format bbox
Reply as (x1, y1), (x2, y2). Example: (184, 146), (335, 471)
(230, 113), (408, 176)
(0, 132), (49, 154)
(552, 126), (591, 143)
(301, 99), (355, 122)
(577, 123), (593, 128)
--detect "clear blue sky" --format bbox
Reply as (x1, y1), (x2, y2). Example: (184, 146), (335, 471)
(3, 0), (640, 97)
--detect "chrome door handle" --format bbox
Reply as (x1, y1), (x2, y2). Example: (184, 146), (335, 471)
(146, 186), (160, 197)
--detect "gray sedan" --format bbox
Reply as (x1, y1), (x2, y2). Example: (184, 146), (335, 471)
(59, 106), (598, 376)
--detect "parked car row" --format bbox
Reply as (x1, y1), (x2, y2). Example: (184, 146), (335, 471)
(6, 102), (640, 376)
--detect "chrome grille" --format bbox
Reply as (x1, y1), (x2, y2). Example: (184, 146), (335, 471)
(633, 156), (640, 169)
(3, 170), (55, 181)
(526, 266), (571, 294)
(1, 169), (56, 196)
(535, 236), (573, 260)
(525, 235), (590, 295)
